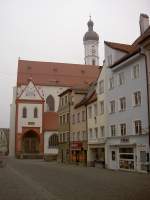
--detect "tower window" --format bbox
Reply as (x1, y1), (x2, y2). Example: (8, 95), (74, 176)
(92, 59), (96, 65)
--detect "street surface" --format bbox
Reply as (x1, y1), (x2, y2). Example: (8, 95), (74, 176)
(0, 158), (150, 200)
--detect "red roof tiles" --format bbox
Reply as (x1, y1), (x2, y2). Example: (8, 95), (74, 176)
(17, 60), (100, 87)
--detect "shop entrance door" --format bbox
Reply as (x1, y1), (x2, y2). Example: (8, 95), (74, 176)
(110, 149), (118, 170)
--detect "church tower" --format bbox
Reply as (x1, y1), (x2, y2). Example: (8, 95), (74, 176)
(83, 17), (99, 65)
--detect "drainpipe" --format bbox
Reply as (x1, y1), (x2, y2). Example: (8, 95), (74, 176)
(68, 94), (71, 163)
(140, 49), (150, 172)
(85, 104), (88, 167)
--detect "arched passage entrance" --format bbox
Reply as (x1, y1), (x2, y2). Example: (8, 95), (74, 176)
(22, 130), (40, 153)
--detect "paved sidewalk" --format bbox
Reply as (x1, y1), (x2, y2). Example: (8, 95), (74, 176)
(0, 158), (150, 200)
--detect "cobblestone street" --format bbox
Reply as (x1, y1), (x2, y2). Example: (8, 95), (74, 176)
(0, 158), (150, 200)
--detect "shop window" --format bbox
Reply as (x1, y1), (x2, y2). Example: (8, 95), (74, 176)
(46, 95), (55, 111)
(22, 107), (27, 118)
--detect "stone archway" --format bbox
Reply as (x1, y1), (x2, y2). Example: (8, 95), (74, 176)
(22, 130), (40, 153)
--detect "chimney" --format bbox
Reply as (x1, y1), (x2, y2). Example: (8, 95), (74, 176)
(139, 13), (149, 35)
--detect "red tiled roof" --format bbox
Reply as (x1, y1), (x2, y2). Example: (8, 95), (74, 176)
(104, 41), (134, 53)
(17, 60), (100, 87)
(43, 112), (58, 131)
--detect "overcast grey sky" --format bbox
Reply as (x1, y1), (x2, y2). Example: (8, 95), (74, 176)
(0, 0), (150, 128)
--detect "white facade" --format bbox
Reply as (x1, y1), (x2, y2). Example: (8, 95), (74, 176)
(9, 87), (17, 156)
(105, 44), (149, 172)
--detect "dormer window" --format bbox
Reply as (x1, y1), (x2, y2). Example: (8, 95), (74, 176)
(22, 107), (27, 118)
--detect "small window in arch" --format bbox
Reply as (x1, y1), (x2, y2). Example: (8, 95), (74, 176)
(22, 107), (27, 118)
(46, 95), (55, 111)
(34, 107), (38, 118)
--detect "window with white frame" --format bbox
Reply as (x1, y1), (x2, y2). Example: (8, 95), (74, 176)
(132, 64), (139, 79)
(100, 101), (104, 114)
(100, 126), (105, 137)
(99, 80), (104, 94)
(110, 100), (115, 113)
(94, 103), (98, 116)
(134, 120), (142, 135)
(119, 97), (126, 111)
(120, 123), (126, 136)
(118, 72), (125, 85)
(110, 125), (116, 136)
(88, 106), (92, 118)
(109, 76), (114, 90)
(133, 91), (141, 106)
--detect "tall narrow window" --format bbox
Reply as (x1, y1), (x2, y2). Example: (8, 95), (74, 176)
(118, 72), (125, 85)
(110, 125), (116, 136)
(133, 91), (141, 106)
(120, 123), (126, 136)
(22, 107), (27, 118)
(46, 95), (55, 111)
(119, 97), (126, 111)
(100, 101), (104, 114)
(34, 107), (38, 118)
(109, 76), (114, 90)
(132, 64), (139, 79)
(134, 120), (142, 135)
(110, 100), (115, 113)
